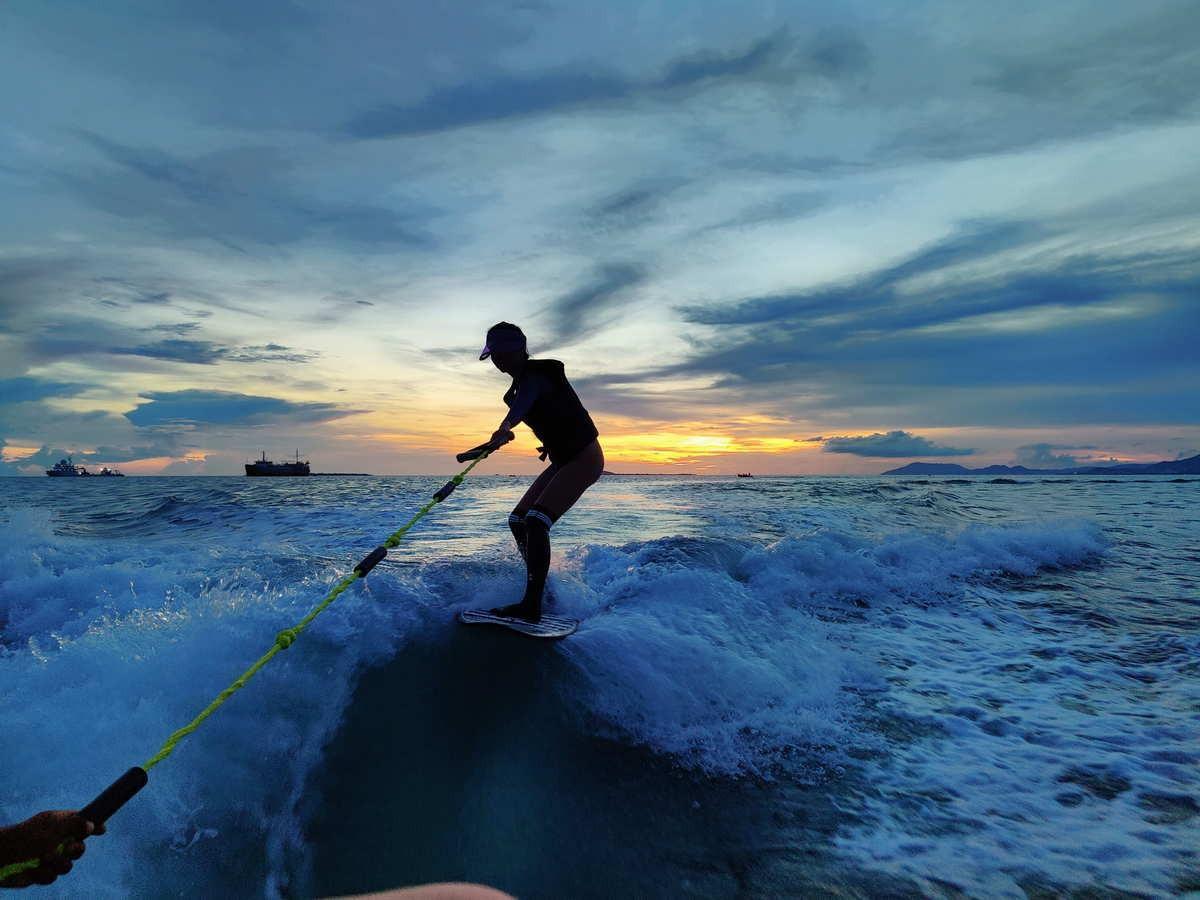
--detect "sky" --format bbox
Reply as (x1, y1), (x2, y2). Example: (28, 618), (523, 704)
(1, 0), (1198, 475)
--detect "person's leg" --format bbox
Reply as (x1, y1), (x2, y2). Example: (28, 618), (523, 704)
(492, 441), (604, 622)
(506, 462), (559, 561)
(529, 440), (604, 520)
(491, 463), (557, 619)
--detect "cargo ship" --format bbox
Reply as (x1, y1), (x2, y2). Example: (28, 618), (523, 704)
(46, 457), (124, 477)
(47, 457), (87, 477)
(245, 450), (310, 477)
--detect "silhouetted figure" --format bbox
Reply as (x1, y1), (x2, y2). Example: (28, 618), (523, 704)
(476, 322), (604, 622)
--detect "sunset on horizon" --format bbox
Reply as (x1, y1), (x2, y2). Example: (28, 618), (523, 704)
(3, 2), (1197, 476)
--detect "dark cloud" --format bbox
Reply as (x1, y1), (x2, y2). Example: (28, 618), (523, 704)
(344, 68), (631, 139)
(124, 389), (366, 427)
(88, 276), (174, 307)
(0, 255), (87, 324)
(118, 339), (228, 365)
(62, 132), (433, 249)
(591, 178), (688, 220)
(879, 4), (1200, 163)
(1013, 443), (1086, 468)
(590, 219), (1200, 427)
(342, 31), (812, 138)
(226, 344), (320, 363)
(0, 433), (194, 473)
(20, 436), (185, 467)
(0, 377), (88, 404)
(115, 340), (319, 365)
(145, 322), (203, 336)
(707, 190), (829, 232)
(77, 442), (182, 463)
(546, 263), (645, 347)
(0, 442), (72, 475)
(678, 220), (1042, 327)
(656, 31), (792, 87)
(981, 6), (1199, 114)
(821, 431), (974, 458)
(25, 317), (320, 367)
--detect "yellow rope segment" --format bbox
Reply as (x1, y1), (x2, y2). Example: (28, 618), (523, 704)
(0, 453), (489, 886)
(145, 456), (487, 770)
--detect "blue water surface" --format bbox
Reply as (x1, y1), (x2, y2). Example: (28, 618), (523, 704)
(1, 474), (1197, 897)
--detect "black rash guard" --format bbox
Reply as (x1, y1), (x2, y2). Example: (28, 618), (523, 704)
(500, 358), (599, 465)
(500, 370), (548, 430)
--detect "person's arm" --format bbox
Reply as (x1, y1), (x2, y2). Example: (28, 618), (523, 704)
(498, 372), (544, 432)
(487, 373), (544, 448)
(0, 811), (102, 889)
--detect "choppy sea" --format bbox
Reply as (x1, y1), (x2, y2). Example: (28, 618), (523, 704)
(1, 474), (1197, 898)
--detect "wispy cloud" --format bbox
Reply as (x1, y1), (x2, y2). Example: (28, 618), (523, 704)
(124, 390), (366, 427)
(27, 320), (321, 368)
(546, 263), (646, 347)
(619, 220), (1200, 427)
(62, 132), (434, 249)
(342, 31), (800, 138)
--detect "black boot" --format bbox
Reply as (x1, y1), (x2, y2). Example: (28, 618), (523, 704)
(491, 509), (551, 622)
(508, 512), (528, 563)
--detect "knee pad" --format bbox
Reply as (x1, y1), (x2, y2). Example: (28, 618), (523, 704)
(508, 511), (526, 537)
(524, 506), (555, 531)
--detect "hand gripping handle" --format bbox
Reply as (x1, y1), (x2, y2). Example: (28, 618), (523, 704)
(456, 442), (493, 463)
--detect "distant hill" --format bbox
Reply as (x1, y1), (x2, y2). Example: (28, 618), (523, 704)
(882, 453), (1200, 476)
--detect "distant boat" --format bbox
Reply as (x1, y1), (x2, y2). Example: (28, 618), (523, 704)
(245, 450), (311, 477)
(46, 457), (87, 477)
(736, 472), (753, 478)
(45, 457), (123, 477)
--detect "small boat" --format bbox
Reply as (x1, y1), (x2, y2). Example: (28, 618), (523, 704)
(736, 472), (753, 478)
(96, 466), (125, 477)
(245, 450), (311, 477)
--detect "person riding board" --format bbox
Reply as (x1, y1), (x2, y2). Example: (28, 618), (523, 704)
(475, 323), (604, 623)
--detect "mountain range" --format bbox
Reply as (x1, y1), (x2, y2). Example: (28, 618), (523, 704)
(882, 453), (1200, 476)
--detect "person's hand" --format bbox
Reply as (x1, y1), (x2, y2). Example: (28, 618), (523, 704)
(487, 428), (514, 451)
(0, 811), (103, 889)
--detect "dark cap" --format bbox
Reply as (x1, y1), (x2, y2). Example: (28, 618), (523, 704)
(479, 322), (526, 360)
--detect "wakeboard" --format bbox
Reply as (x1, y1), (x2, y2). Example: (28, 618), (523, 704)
(457, 608), (578, 639)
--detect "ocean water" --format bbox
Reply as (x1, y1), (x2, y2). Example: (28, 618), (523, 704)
(1, 474), (1197, 898)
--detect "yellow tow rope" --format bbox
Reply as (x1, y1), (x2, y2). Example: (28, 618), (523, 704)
(0, 451), (491, 884)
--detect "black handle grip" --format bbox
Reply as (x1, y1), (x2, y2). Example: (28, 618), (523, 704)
(80, 766), (148, 826)
(456, 442), (491, 463)
(353, 545), (388, 577)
